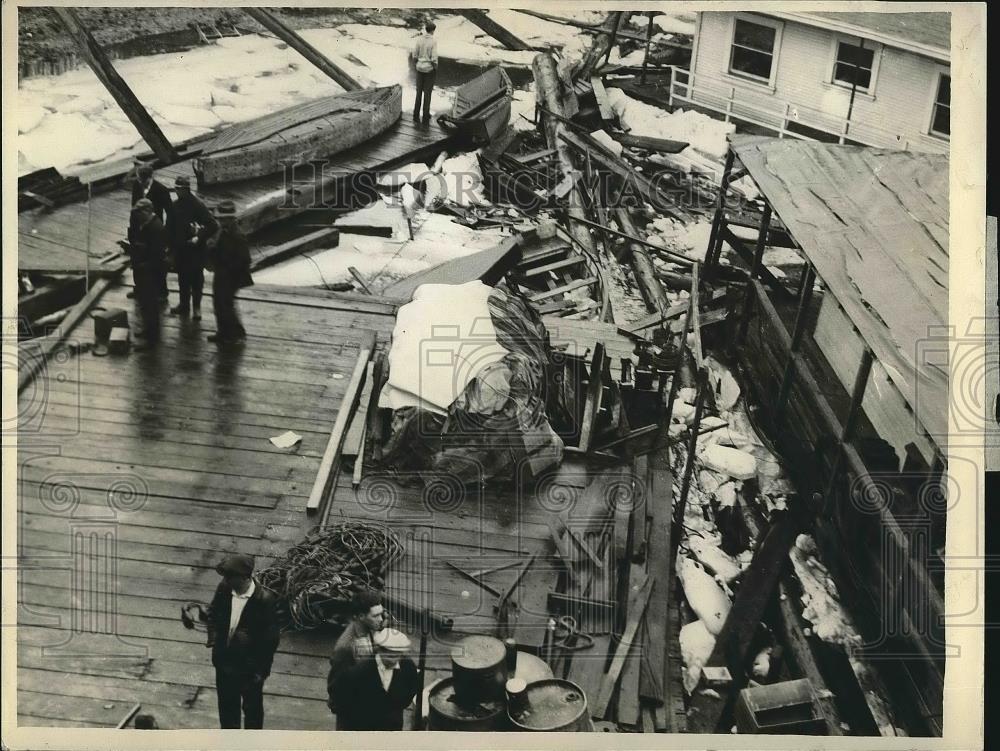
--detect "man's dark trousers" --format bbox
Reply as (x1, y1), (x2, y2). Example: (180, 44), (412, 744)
(414, 69), (436, 120)
(175, 250), (204, 312)
(212, 274), (245, 341)
(216, 669), (264, 729)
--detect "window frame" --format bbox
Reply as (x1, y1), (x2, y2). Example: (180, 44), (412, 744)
(826, 34), (882, 96)
(927, 68), (951, 140)
(726, 14), (784, 89)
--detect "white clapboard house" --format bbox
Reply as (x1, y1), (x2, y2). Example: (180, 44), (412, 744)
(668, 11), (950, 153)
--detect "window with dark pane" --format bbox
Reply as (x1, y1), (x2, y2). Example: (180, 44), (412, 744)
(729, 19), (777, 81)
(833, 40), (875, 89)
(930, 74), (950, 137)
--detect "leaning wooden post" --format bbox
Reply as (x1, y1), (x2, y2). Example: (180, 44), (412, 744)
(52, 8), (178, 163)
(736, 202), (772, 344)
(822, 348), (874, 512)
(533, 53), (600, 268)
(245, 7), (362, 91)
(640, 12), (655, 85)
(704, 148), (735, 269)
(615, 207), (671, 316)
(457, 9), (533, 51)
(773, 264), (816, 422)
(574, 12), (628, 81)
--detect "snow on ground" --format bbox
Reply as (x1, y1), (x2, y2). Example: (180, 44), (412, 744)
(652, 13), (697, 36)
(253, 207), (506, 291)
(605, 87), (735, 176)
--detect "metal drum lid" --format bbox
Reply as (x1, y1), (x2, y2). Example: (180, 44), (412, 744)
(429, 677), (505, 721)
(508, 679), (589, 731)
(451, 634), (506, 669)
(511, 651), (554, 684)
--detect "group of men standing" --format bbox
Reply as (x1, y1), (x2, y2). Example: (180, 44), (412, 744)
(204, 556), (419, 731)
(126, 163), (253, 349)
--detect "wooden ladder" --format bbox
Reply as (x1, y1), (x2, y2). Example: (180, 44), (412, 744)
(192, 22), (242, 44)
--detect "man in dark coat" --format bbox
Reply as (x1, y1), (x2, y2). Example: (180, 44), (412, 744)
(131, 162), (172, 302)
(205, 554), (281, 729)
(206, 200), (253, 344)
(167, 175), (217, 320)
(326, 588), (387, 721)
(330, 628), (420, 731)
(127, 198), (167, 350)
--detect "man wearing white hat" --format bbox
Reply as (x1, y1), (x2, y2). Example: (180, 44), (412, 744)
(330, 627), (420, 730)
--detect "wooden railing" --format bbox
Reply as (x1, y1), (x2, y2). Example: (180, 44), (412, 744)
(666, 66), (949, 155)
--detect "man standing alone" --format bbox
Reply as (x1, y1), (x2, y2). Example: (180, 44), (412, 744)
(206, 201), (253, 344)
(410, 21), (438, 124)
(167, 175), (217, 320)
(205, 554), (280, 729)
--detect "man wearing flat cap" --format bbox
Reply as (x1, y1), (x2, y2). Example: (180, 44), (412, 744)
(205, 200), (253, 344)
(330, 627), (420, 731)
(131, 162), (172, 303)
(127, 198), (167, 350)
(204, 554), (281, 729)
(167, 175), (217, 320)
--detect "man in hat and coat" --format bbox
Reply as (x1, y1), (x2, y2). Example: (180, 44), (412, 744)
(205, 554), (281, 729)
(131, 162), (172, 302)
(127, 198), (167, 350)
(206, 200), (253, 344)
(167, 175), (217, 320)
(330, 628), (420, 731)
(326, 588), (387, 720)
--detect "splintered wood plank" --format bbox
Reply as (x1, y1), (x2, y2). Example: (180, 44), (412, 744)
(592, 572), (651, 718)
(641, 451), (672, 728)
(615, 569), (646, 728)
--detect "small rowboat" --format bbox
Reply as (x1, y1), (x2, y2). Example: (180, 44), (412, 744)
(437, 66), (512, 146)
(194, 85), (402, 185)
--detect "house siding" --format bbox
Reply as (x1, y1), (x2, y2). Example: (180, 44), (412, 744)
(689, 12), (948, 153)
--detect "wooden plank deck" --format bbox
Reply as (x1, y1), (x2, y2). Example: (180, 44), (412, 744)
(18, 117), (453, 275)
(16, 273), (592, 729)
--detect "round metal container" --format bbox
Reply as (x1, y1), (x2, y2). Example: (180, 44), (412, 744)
(511, 651), (553, 684)
(451, 635), (508, 703)
(507, 679), (592, 732)
(428, 676), (507, 731)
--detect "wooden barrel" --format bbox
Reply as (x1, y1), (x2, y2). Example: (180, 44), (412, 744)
(450, 635), (508, 704)
(507, 679), (592, 732)
(427, 677), (507, 731)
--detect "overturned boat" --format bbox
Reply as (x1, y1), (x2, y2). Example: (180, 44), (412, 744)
(193, 85), (402, 185)
(437, 66), (512, 146)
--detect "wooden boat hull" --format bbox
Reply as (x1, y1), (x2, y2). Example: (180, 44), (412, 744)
(438, 66), (512, 145)
(194, 85), (402, 185)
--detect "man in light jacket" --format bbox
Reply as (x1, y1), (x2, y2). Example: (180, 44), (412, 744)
(410, 21), (438, 124)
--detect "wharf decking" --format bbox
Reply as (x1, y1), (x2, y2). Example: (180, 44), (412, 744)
(16, 275), (569, 729)
(18, 117), (453, 275)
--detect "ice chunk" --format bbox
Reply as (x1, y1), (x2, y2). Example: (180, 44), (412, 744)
(678, 556), (731, 635)
(679, 619), (716, 694)
(698, 444), (758, 480)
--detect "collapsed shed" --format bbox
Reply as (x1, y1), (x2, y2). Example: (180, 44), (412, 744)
(708, 135), (948, 736)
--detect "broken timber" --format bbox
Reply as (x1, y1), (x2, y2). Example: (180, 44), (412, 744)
(308, 331), (376, 516)
(52, 8), (178, 163)
(456, 9), (534, 51)
(244, 8), (362, 91)
(614, 207), (672, 316)
(686, 512), (799, 732)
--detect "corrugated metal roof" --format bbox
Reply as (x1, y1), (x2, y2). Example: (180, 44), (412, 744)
(805, 11), (950, 55)
(731, 135), (949, 448)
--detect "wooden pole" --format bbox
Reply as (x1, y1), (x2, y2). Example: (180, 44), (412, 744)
(736, 203), (772, 344)
(413, 612), (429, 729)
(574, 12), (628, 81)
(704, 149), (735, 268)
(614, 208), (673, 316)
(457, 9), (533, 51)
(641, 13), (655, 85)
(822, 347), (874, 510)
(773, 265), (816, 420)
(245, 7), (362, 91)
(52, 8), (177, 163)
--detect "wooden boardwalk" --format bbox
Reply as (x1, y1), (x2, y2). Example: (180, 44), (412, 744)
(16, 275), (578, 730)
(18, 117), (453, 275)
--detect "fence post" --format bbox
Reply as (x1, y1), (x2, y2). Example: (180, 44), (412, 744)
(725, 86), (735, 123)
(780, 102), (790, 138)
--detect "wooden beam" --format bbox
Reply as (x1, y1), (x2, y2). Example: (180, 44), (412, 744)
(18, 269), (124, 394)
(614, 208), (674, 317)
(250, 228), (340, 271)
(245, 7), (362, 91)
(457, 9), (534, 51)
(308, 332), (375, 515)
(592, 573), (652, 718)
(590, 76), (614, 122)
(577, 342), (607, 453)
(611, 132), (690, 155)
(686, 513), (799, 732)
(51, 8), (177, 163)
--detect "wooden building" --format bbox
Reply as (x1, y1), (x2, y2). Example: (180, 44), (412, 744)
(670, 11), (950, 153)
(706, 135), (948, 735)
